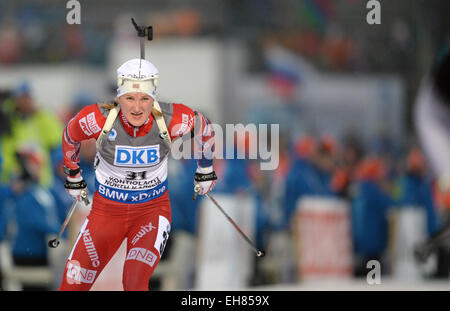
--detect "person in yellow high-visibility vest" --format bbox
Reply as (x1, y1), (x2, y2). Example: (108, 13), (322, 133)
(0, 81), (63, 189)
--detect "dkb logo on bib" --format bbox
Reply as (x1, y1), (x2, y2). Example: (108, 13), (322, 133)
(114, 145), (160, 167)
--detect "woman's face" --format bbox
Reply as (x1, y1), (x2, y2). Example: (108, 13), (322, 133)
(118, 92), (154, 127)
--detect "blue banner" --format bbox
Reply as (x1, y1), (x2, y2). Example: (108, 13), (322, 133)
(95, 179), (168, 203)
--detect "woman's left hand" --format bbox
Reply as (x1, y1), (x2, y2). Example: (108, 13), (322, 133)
(194, 166), (217, 195)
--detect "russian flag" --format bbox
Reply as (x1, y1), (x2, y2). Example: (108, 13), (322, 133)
(266, 61), (301, 99)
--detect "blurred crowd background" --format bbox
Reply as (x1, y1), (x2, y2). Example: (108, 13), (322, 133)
(0, 0), (449, 290)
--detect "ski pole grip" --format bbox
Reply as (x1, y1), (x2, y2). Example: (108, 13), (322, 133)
(192, 184), (201, 201)
(80, 189), (90, 206)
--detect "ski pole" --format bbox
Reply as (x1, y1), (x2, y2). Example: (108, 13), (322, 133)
(48, 189), (89, 248)
(193, 184), (265, 257)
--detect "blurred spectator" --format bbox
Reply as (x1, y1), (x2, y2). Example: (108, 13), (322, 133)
(0, 88), (26, 245)
(0, 90), (13, 136)
(311, 134), (339, 194)
(351, 156), (392, 276)
(11, 147), (60, 291)
(397, 147), (439, 237)
(0, 89), (17, 204)
(0, 81), (63, 189)
(331, 135), (364, 198)
(0, 140), (15, 243)
(283, 134), (338, 230)
(282, 135), (317, 231)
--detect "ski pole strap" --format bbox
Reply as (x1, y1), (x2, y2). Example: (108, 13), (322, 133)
(64, 179), (87, 190)
(194, 171), (218, 182)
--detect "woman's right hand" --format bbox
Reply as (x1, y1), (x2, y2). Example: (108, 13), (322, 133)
(64, 173), (89, 202)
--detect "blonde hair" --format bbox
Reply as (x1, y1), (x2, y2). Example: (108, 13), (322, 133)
(99, 100), (119, 110)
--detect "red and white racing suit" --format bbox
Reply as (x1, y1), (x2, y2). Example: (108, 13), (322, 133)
(58, 101), (214, 291)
